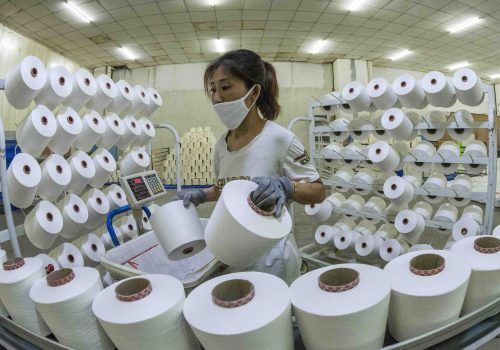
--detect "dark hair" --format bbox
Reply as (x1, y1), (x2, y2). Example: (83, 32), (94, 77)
(204, 49), (281, 120)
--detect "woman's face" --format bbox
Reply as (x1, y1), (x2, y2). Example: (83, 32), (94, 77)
(209, 67), (255, 106)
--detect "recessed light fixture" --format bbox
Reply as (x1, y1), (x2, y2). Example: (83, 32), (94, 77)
(119, 47), (136, 60)
(66, 1), (92, 23)
(311, 40), (326, 54)
(389, 49), (412, 60)
(215, 39), (225, 53)
(448, 61), (469, 70)
(489, 73), (500, 80)
(348, 0), (367, 11)
(209, 0), (216, 6)
(448, 17), (481, 33)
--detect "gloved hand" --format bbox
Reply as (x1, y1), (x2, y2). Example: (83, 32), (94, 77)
(175, 190), (206, 208)
(250, 176), (294, 218)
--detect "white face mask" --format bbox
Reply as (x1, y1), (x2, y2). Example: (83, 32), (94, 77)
(212, 85), (257, 130)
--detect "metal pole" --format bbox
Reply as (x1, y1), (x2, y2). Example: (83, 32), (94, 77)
(154, 123), (182, 192)
(485, 84), (497, 234)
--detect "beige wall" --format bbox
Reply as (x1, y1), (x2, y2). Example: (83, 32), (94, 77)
(0, 24), (80, 131)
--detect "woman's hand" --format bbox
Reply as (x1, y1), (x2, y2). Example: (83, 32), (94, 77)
(250, 176), (294, 218)
(175, 190), (206, 208)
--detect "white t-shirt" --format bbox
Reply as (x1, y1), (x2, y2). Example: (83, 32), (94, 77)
(213, 121), (320, 191)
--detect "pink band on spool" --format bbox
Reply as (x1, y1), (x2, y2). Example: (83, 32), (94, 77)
(46, 268), (75, 287)
(3, 257), (25, 271)
(318, 268), (360, 293)
(474, 236), (500, 254)
(247, 194), (275, 217)
(212, 279), (255, 308)
(115, 278), (152, 302)
(410, 253), (445, 276)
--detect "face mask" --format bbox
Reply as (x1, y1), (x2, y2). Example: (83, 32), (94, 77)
(212, 85), (257, 130)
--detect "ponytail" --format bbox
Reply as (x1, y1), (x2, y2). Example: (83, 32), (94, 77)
(258, 61), (281, 120)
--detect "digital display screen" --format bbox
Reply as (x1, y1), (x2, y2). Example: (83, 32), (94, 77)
(127, 176), (150, 201)
(133, 178), (142, 184)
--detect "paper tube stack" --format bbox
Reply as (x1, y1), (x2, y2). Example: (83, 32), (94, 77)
(16, 105), (57, 157)
(93, 274), (199, 350)
(305, 200), (332, 222)
(34, 66), (73, 110)
(290, 264), (390, 350)
(205, 180), (291, 268)
(67, 150), (96, 195)
(384, 250), (471, 341)
(5, 56), (47, 109)
(150, 200), (206, 260)
(86, 74), (117, 111)
(30, 267), (114, 350)
(72, 234), (106, 267)
(57, 193), (88, 239)
(184, 272), (292, 350)
(25, 201), (63, 249)
(7, 153), (41, 208)
(49, 243), (85, 269)
(37, 154), (71, 201)
(452, 68), (484, 106)
(63, 68), (97, 111)
(0, 257), (50, 335)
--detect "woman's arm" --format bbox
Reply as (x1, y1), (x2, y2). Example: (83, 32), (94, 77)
(293, 179), (326, 205)
(202, 185), (220, 202)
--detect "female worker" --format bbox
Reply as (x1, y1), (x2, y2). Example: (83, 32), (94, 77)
(177, 49), (326, 284)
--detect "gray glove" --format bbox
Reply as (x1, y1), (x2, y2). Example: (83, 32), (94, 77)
(250, 176), (294, 218)
(175, 190), (206, 208)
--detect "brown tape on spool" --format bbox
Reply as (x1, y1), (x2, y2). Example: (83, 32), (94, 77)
(46, 268), (75, 287)
(474, 236), (500, 254)
(318, 268), (360, 293)
(212, 279), (255, 308)
(3, 257), (25, 271)
(115, 278), (152, 302)
(410, 253), (445, 276)
(247, 194), (275, 217)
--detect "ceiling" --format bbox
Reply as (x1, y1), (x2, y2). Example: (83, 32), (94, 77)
(0, 0), (499, 82)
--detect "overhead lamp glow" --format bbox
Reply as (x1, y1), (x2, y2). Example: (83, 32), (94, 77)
(66, 1), (92, 23)
(215, 39), (225, 53)
(311, 40), (326, 54)
(448, 61), (469, 71)
(349, 0), (367, 11)
(489, 73), (500, 80)
(389, 49), (412, 60)
(209, 0), (216, 6)
(119, 47), (136, 60)
(448, 17), (481, 33)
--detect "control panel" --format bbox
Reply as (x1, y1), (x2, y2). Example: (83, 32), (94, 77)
(120, 170), (167, 208)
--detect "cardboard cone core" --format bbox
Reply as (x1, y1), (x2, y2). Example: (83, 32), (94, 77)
(318, 268), (359, 292)
(212, 279), (255, 308)
(116, 277), (152, 302)
(47, 268), (74, 287)
(410, 253), (445, 276)
(474, 236), (500, 254)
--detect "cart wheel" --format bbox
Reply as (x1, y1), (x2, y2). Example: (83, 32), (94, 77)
(300, 259), (309, 274)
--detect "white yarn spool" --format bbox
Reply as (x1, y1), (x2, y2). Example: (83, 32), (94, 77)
(452, 218), (481, 242)
(107, 80), (134, 114)
(150, 200), (206, 260)
(49, 243), (85, 269)
(332, 167), (354, 193)
(7, 153), (41, 208)
(352, 219), (377, 236)
(116, 115), (142, 150)
(451, 236), (500, 315)
(452, 68), (484, 106)
(320, 142), (342, 162)
(393, 74), (427, 108)
(403, 171), (423, 187)
(373, 223), (397, 240)
(462, 204), (484, 225)
(352, 169), (376, 195)
(35, 254), (60, 275)
(331, 218), (357, 236)
(63, 68), (97, 111)
(408, 244), (434, 252)
(97, 113), (125, 149)
(334, 228), (360, 252)
(374, 172), (389, 197)
(341, 194), (365, 212)
(371, 114), (392, 141)
(67, 150), (96, 195)
(410, 141), (435, 171)
(406, 111), (422, 140)
(367, 77), (398, 109)
(325, 193), (345, 209)
(381, 108), (413, 141)
(119, 215), (138, 242)
(384, 203), (406, 218)
(34, 66), (73, 110)
(342, 81), (372, 112)
(16, 105), (57, 157)
(448, 110), (474, 141)
(290, 264), (390, 350)
(305, 200), (332, 222)
(0, 257), (50, 335)
(384, 250), (471, 341)
(90, 148), (117, 188)
(349, 117), (372, 142)
(413, 201), (433, 220)
(30, 267), (114, 350)
(434, 203), (459, 223)
(314, 225), (335, 245)
(48, 106), (82, 154)
(368, 141), (400, 173)
(184, 271), (292, 350)
(148, 203), (160, 214)
(57, 193), (88, 239)
(422, 71), (456, 107)
(355, 233), (385, 258)
(72, 233), (106, 267)
(94, 274), (199, 350)
(103, 184), (128, 210)
(392, 141), (410, 172)
(86, 74), (117, 111)
(5, 56), (47, 109)
(83, 188), (110, 230)
(37, 154), (71, 201)
(205, 180), (291, 268)
(422, 173), (446, 204)
(449, 174), (473, 207)
(119, 146), (150, 176)
(340, 142), (363, 169)
(329, 118), (351, 142)
(25, 201), (63, 249)
(135, 117), (156, 146)
(395, 210), (426, 244)
(463, 140), (487, 175)
(379, 239), (409, 262)
(421, 110), (447, 141)
(494, 226), (500, 237)
(144, 87), (162, 116)
(444, 240), (456, 250)
(436, 141), (460, 174)
(75, 110), (105, 152)
(383, 176), (414, 206)
(99, 225), (123, 249)
(125, 85), (150, 116)
(362, 196), (387, 215)
(141, 211), (152, 231)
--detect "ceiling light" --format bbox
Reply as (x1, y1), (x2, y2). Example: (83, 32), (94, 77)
(215, 39), (225, 53)
(489, 73), (500, 80)
(349, 0), (367, 11)
(1, 36), (15, 50)
(448, 61), (469, 70)
(311, 40), (327, 54)
(66, 1), (92, 23)
(119, 47), (136, 60)
(209, 0), (216, 6)
(448, 17), (481, 33)
(389, 49), (412, 60)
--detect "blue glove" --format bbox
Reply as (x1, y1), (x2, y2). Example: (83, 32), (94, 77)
(250, 176), (294, 218)
(175, 190), (206, 208)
